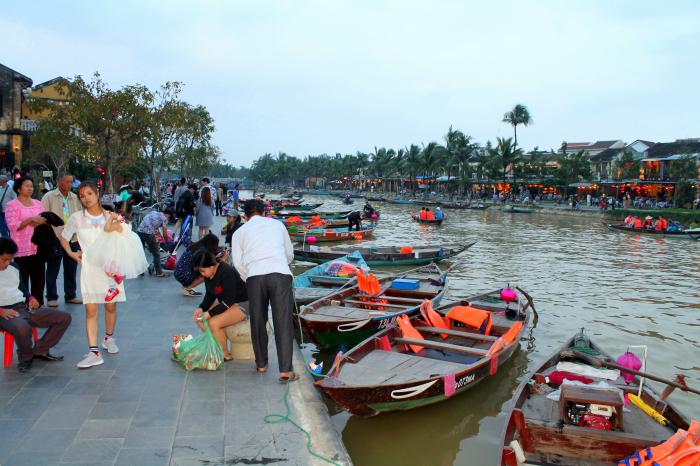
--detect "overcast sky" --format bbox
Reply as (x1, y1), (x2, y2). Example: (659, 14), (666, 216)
(4, 1), (699, 166)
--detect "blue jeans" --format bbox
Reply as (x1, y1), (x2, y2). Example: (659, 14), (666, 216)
(0, 212), (9, 237)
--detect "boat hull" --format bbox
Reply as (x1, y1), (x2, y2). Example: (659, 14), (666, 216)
(411, 214), (444, 225)
(294, 243), (474, 266)
(289, 228), (375, 242)
(607, 223), (700, 240)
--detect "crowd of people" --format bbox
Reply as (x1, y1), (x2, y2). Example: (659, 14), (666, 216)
(0, 173), (298, 382)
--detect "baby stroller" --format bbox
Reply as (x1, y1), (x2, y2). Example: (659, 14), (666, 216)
(149, 216), (193, 273)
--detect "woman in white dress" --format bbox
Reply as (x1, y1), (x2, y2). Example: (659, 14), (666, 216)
(59, 182), (127, 368)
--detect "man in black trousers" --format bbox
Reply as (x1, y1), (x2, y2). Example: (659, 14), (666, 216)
(231, 199), (297, 382)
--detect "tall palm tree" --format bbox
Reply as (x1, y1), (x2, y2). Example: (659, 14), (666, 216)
(502, 104), (532, 150)
(403, 144), (422, 193)
(489, 137), (523, 193)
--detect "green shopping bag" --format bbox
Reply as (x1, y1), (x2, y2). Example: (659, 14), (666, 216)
(172, 320), (224, 371)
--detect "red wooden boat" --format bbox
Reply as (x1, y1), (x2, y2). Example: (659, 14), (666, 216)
(411, 213), (444, 225)
(607, 223), (700, 240)
(500, 331), (691, 465)
(316, 288), (534, 416)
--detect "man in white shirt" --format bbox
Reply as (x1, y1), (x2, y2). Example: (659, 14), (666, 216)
(0, 237), (71, 373)
(232, 199), (297, 382)
(0, 175), (17, 237)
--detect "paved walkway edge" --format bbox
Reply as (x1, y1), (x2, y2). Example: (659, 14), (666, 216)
(288, 343), (353, 465)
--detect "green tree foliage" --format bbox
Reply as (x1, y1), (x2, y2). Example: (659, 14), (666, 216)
(502, 104), (532, 150)
(614, 149), (641, 181)
(556, 150), (592, 186)
(668, 154), (699, 181)
(488, 137), (523, 190)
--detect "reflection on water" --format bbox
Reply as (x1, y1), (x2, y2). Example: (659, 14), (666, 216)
(294, 196), (700, 466)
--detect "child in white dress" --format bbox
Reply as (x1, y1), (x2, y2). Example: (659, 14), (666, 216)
(87, 205), (148, 301)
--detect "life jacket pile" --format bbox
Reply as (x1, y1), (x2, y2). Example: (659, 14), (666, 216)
(618, 419), (699, 466)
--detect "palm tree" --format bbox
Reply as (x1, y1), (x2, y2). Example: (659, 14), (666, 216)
(403, 144), (422, 193)
(502, 104), (532, 150)
(489, 137), (523, 193)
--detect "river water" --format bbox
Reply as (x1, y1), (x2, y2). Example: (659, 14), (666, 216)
(289, 195), (700, 466)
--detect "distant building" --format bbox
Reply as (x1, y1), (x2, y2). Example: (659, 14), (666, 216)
(21, 77), (71, 122)
(641, 139), (700, 181)
(0, 63), (33, 169)
(561, 140), (625, 157)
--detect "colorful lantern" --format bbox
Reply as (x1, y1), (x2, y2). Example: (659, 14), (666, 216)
(307, 236), (317, 244)
(500, 288), (517, 303)
(616, 351), (642, 384)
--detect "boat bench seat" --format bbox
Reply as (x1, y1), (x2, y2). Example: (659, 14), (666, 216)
(308, 276), (350, 286)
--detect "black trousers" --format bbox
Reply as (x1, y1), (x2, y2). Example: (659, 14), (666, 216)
(0, 303), (71, 362)
(215, 200), (222, 216)
(14, 254), (46, 306)
(137, 232), (163, 274)
(45, 242), (79, 302)
(246, 273), (294, 372)
(348, 218), (362, 231)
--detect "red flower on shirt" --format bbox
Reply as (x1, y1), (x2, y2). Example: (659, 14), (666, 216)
(214, 285), (223, 295)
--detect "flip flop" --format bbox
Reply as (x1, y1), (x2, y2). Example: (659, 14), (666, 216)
(256, 366), (267, 373)
(279, 373), (300, 384)
(224, 355), (234, 362)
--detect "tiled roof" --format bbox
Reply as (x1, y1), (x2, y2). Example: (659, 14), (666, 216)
(589, 148), (622, 162)
(0, 63), (32, 86)
(587, 140), (620, 150)
(646, 142), (700, 159)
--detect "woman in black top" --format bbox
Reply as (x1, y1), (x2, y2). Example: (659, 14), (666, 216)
(191, 249), (248, 360)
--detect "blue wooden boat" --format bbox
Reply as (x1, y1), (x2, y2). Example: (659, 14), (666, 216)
(294, 251), (370, 304)
(389, 198), (415, 205)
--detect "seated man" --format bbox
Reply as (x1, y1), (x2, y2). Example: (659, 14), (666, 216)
(0, 237), (71, 373)
(434, 207), (444, 220)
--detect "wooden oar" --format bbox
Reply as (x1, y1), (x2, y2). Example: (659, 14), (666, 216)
(570, 350), (700, 395)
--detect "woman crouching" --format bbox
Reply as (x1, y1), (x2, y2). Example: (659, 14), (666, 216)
(190, 249), (248, 361)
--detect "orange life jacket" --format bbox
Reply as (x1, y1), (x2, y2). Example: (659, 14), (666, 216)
(419, 300), (449, 338)
(620, 419), (700, 466)
(486, 322), (524, 356)
(396, 315), (425, 353)
(426, 211), (436, 220)
(400, 246), (413, 254)
(445, 306), (492, 335)
(633, 218), (642, 228)
(419, 210), (427, 220)
(308, 215), (324, 227)
(656, 218), (668, 231)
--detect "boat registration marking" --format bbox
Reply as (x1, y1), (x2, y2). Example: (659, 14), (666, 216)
(456, 374), (476, 388)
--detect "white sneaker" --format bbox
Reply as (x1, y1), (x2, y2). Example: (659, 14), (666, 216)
(77, 352), (104, 369)
(101, 336), (119, 354)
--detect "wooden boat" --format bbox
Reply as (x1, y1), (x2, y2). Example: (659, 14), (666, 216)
(388, 198), (415, 205)
(276, 210), (351, 219)
(500, 330), (691, 466)
(607, 223), (700, 240)
(294, 251), (369, 304)
(294, 242), (475, 266)
(316, 288), (534, 416)
(283, 218), (350, 229)
(441, 202), (488, 210)
(288, 226), (375, 243)
(365, 196), (386, 202)
(299, 263), (449, 348)
(281, 203), (324, 211)
(342, 197), (354, 205)
(411, 213), (444, 225)
(502, 205), (534, 213)
(413, 200), (442, 207)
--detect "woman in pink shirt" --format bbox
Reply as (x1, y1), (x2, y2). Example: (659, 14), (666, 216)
(5, 176), (47, 305)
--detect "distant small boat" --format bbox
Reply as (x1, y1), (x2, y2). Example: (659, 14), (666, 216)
(502, 205), (534, 213)
(389, 199), (415, 205)
(607, 223), (700, 240)
(293, 251), (369, 304)
(288, 226), (375, 243)
(276, 210), (351, 218)
(412, 200), (442, 207)
(365, 196), (386, 202)
(411, 213), (444, 225)
(342, 197), (354, 205)
(441, 202), (488, 210)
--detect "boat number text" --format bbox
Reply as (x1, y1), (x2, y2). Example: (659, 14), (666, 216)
(378, 317), (397, 329)
(456, 374), (476, 388)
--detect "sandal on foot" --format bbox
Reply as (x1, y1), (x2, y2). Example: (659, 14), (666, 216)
(224, 355), (234, 362)
(279, 373), (300, 384)
(256, 366), (267, 373)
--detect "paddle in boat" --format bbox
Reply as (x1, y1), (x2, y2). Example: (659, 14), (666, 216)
(298, 262), (449, 348)
(500, 329), (695, 466)
(315, 287), (534, 417)
(294, 242), (475, 266)
(607, 224), (700, 240)
(293, 251), (370, 304)
(288, 226), (375, 243)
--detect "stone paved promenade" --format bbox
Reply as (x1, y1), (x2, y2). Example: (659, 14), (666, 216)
(0, 264), (350, 465)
